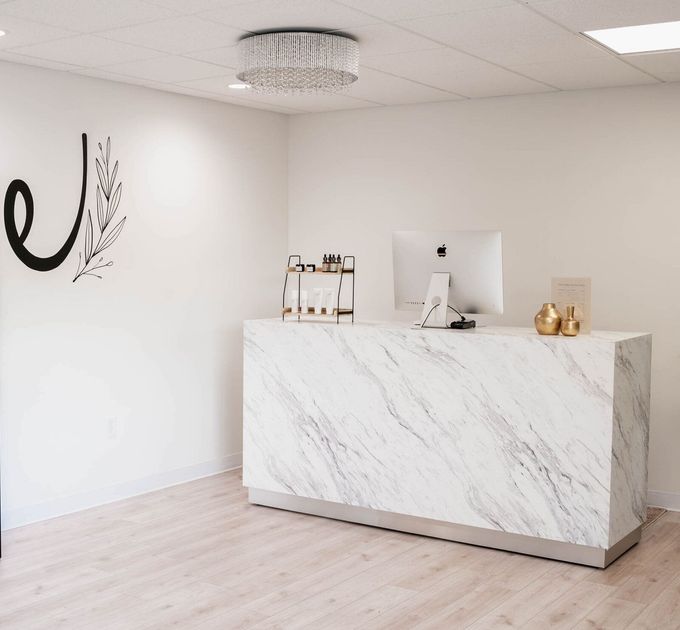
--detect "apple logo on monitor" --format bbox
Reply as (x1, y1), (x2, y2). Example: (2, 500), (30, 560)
(437, 244), (447, 258)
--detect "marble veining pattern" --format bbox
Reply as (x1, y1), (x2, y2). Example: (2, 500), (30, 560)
(243, 320), (651, 549)
(609, 335), (652, 545)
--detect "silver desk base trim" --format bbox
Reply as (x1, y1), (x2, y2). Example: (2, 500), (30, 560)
(248, 488), (641, 569)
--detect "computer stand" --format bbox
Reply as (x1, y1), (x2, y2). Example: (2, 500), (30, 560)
(420, 272), (476, 330)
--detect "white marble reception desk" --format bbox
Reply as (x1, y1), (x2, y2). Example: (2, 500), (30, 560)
(243, 319), (651, 567)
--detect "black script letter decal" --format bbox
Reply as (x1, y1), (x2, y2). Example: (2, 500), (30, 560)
(4, 133), (87, 272)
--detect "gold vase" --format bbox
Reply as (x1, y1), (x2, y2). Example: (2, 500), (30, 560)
(560, 305), (580, 337)
(534, 303), (561, 335)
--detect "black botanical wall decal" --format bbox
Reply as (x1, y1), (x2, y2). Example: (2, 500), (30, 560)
(73, 137), (126, 282)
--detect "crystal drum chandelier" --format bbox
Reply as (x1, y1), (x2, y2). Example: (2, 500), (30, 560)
(236, 31), (359, 94)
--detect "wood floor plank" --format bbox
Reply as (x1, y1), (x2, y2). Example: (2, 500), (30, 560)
(625, 572), (680, 629)
(466, 563), (591, 629)
(573, 597), (646, 630)
(1, 469), (679, 629)
(520, 580), (618, 629)
(314, 584), (417, 629)
(241, 532), (422, 616)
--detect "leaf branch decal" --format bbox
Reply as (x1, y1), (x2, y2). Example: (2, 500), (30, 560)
(73, 137), (126, 282)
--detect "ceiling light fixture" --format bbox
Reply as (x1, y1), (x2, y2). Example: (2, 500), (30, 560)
(0, 30), (6, 37)
(236, 31), (359, 94)
(228, 83), (251, 90)
(583, 20), (680, 54)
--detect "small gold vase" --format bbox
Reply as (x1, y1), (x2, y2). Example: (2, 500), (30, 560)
(534, 303), (562, 335)
(560, 305), (580, 337)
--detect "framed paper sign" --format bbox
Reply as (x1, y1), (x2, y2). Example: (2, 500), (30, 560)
(551, 277), (592, 334)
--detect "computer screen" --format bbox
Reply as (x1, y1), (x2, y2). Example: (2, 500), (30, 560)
(392, 230), (503, 316)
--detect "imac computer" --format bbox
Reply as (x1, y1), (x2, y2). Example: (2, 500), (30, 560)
(392, 230), (503, 329)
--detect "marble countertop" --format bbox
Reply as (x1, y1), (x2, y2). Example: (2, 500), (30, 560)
(251, 318), (650, 343)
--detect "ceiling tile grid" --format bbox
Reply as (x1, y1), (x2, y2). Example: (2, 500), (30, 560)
(96, 15), (244, 54)
(9, 34), (165, 66)
(395, 4), (613, 66)
(196, 0), (381, 32)
(0, 0), (177, 32)
(99, 55), (229, 83)
(508, 56), (660, 91)
(362, 47), (555, 99)
(0, 15), (75, 49)
(0, 0), (678, 113)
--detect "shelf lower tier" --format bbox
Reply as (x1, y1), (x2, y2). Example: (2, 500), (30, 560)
(282, 308), (353, 317)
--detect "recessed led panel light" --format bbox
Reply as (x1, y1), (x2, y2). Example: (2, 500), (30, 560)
(0, 30), (6, 37)
(584, 20), (680, 54)
(228, 83), (251, 90)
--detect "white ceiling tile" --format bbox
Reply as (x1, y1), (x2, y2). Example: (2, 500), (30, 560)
(0, 0), (177, 33)
(238, 91), (381, 113)
(654, 72), (680, 82)
(399, 4), (609, 65)
(164, 81), (304, 112)
(175, 72), (238, 94)
(142, 0), (261, 13)
(198, 0), (380, 32)
(98, 15), (242, 54)
(363, 47), (554, 98)
(336, 0), (515, 22)
(625, 50), (680, 77)
(509, 57), (660, 90)
(71, 66), (168, 88)
(0, 49), (79, 70)
(211, 96), (303, 114)
(179, 72), (380, 112)
(8, 34), (164, 66)
(333, 23), (443, 57)
(183, 44), (238, 68)
(71, 67), (300, 112)
(0, 15), (75, 49)
(523, 0), (680, 32)
(101, 55), (228, 82)
(346, 66), (462, 105)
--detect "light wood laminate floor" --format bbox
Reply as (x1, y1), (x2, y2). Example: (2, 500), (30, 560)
(1, 470), (679, 629)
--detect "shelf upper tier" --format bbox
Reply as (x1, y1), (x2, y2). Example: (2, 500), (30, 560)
(286, 268), (353, 274)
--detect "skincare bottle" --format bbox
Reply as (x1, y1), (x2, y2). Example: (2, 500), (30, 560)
(325, 289), (336, 315)
(322, 254), (328, 272)
(291, 289), (299, 313)
(330, 254), (336, 272)
(336, 254), (342, 272)
(300, 290), (309, 313)
(314, 288), (324, 315)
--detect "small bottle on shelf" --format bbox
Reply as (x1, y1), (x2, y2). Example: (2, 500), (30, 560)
(336, 254), (342, 272)
(322, 254), (329, 272)
(325, 289), (335, 315)
(330, 254), (336, 272)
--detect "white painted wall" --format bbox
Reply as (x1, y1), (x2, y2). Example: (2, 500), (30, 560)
(0, 62), (288, 528)
(288, 84), (680, 503)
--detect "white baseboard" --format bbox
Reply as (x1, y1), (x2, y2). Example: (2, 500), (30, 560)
(1, 452), (243, 531)
(3, 462), (674, 531)
(648, 489), (680, 512)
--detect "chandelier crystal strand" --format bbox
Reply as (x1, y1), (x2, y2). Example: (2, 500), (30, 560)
(237, 32), (359, 94)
